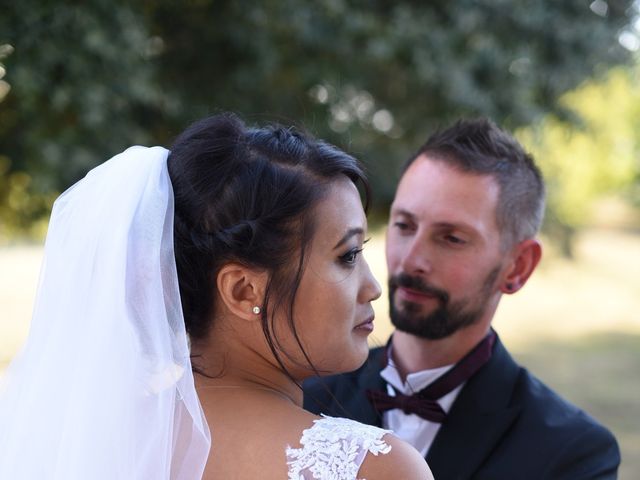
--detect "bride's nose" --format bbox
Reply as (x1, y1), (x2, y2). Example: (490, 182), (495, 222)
(360, 258), (382, 303)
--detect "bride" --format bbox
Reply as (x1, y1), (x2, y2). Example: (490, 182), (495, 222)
(0, 113), (433, 479)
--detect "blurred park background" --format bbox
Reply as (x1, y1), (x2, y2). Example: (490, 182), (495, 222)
(1, 1), (640, 477)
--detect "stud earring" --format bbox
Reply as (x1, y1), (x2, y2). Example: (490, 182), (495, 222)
(252, 306), (261, 315)
(505, 283), (514, 292)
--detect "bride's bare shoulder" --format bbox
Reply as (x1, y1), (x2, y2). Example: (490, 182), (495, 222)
(359, 433), (434, 480)
(198, 395), (319, 479)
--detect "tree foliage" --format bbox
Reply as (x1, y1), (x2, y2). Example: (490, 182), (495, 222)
(518, 65), (640, 256)
(0, 0), (637, 240)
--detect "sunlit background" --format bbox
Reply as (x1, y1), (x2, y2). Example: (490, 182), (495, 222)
(1, 1), (640, 478)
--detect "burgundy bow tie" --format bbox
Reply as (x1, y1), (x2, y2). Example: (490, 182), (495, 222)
(366, 330), (496, 423)
(366, 389), (447, 422)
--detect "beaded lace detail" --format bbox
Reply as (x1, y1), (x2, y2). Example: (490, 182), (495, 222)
(286, 415), (392, 480)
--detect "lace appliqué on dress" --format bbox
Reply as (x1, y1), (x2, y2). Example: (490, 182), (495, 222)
(286, 415), (392, 480)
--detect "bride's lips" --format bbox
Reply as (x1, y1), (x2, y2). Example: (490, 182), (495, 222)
(354, 314), (375, 332)
(396, 286), (439, 303)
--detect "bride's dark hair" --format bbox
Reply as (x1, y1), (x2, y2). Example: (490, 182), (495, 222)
(168, 112), (370, 378)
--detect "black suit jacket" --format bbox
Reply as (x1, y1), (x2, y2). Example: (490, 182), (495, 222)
(304, 335), (620, 479)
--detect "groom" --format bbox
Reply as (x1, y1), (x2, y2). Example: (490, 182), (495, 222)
(304, 118), (620, 479)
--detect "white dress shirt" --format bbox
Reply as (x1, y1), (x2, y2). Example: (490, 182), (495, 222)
(379, 355), (465, 457)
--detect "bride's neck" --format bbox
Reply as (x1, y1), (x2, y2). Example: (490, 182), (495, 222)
(190, 332), (303, 407)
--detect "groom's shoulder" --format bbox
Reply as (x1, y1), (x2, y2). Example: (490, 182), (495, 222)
(509, 367), (620, 473)
(490, 343), (613, 436)
(517, 367), (616, 440)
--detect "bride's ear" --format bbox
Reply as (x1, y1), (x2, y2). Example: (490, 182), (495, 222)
(216, 263), (267, 321)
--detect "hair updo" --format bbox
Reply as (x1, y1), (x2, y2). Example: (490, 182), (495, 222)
(167, 113), (369, 373)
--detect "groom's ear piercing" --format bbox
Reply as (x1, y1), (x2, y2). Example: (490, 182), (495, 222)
(505, 283), (514, 291)
(252, 306), (261, 315)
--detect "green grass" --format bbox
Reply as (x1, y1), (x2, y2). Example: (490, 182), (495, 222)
(2, 228), (639, 477)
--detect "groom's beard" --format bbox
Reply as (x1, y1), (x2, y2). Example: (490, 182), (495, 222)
(388, 268), (500, 340)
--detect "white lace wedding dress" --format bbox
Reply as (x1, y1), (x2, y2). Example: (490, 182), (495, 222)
(286, 415), (392, 480)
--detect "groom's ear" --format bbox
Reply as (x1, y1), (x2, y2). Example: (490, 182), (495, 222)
(499, 238), (542, 294)
(216, 263), (267, 321)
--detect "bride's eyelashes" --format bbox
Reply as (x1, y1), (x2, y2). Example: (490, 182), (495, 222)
(338, 238), (370, 267)
(338, 246), (363, 266)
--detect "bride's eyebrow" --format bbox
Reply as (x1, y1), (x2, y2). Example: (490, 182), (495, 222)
(333, 227), (364, 250)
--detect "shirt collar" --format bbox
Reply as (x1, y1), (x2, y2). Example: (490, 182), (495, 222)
(380, 344), (455, 395)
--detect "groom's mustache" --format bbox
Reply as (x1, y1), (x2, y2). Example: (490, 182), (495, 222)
(389, 273), (449, 305)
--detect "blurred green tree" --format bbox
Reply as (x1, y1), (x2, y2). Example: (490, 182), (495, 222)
(0, 1), (169, 238)
(0, 0), (637, 240)
(518, 65), (640, 257)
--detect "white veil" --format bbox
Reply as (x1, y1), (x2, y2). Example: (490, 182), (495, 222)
(0, 146), (211, 479)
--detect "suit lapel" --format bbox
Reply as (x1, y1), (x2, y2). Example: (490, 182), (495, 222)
(426, 336), (522, 479)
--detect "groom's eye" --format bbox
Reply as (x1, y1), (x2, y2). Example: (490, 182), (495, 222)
(446, 235), (465, 244)
(393, 221), (414, 233)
